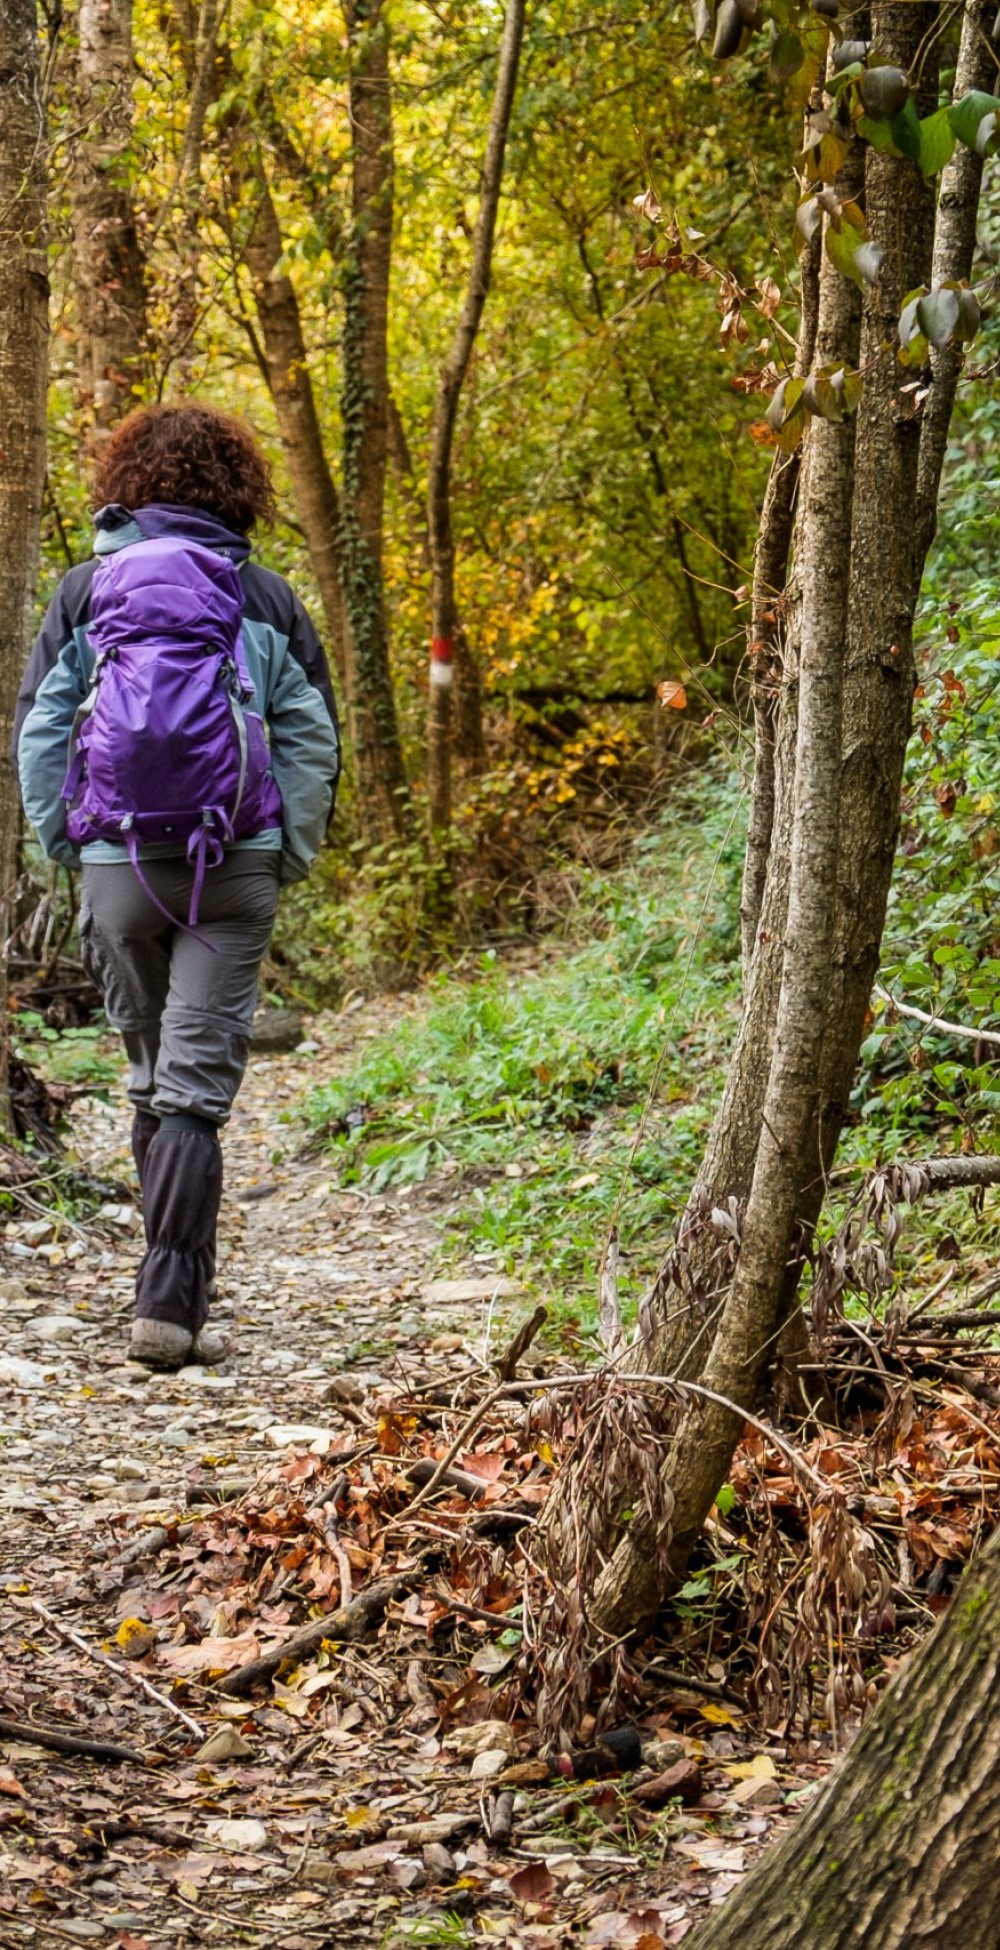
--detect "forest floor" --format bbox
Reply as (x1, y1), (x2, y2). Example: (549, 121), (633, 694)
(0, 995), (839, 1950)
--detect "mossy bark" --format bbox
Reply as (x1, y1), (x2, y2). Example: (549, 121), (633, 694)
(0, 0), (48, 1131)
(72, 0), (148, 426)
(688, 1529), (1000, 1949)
(243, 167), (348, 685)
(341, 0), (410, 845)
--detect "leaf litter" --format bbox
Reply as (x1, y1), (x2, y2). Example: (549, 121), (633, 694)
(4, 1002), (1000, 1946)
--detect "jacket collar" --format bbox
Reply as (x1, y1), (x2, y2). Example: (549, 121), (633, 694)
(93, 503), (252, 564)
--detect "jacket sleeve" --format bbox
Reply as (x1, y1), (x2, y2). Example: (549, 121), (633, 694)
(266, 629), (342, 885)
(16, 567), (96, 869)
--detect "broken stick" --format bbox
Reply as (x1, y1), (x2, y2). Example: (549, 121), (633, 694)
(31, 1599), (204, 1741)
(0, 1714), (145, 1767)
(217, 1571), (419, 1697)
(494, 1304), (548, 1382)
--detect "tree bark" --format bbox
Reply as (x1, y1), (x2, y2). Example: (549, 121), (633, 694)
(242, 167), (348, 684)
(914, 0), (995, 568)
(589, 138), (863, 1630)
(687, 1525), (1000, 1949)
(72, 0), (147, 427)
(643, 133), (864, 1395)
(0, 0), (48, 1130)
(793, 2), (939, 1240)
(426, 0), (524, 833)
(739, 231), (820, 978)
(341, 0), (410, 845)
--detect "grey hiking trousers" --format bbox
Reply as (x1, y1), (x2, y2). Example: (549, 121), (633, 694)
(80, 852), (280, 1125)
(80, 853), (281, 1333)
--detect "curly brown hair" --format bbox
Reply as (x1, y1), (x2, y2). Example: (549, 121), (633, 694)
(93, 403), (276, 533)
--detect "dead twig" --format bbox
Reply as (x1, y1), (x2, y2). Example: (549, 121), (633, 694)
(0, 1714), (145, 1767)
(494, 1304), (549, 1382)
(217, 1570), (424, 1697)
(31, 1599), (204, 1741)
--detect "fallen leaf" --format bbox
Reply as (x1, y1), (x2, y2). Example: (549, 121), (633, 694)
(0, 1772), (26, 1798)
(510, 1862), (555, 1904)
(724, 1752), (776, 1781)
(159, 1632), (260, 1677)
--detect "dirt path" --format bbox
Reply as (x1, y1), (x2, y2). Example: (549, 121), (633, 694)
(0, 1007), (811, 1950)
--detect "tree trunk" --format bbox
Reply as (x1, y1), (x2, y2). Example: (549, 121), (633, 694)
(739, 234), (820, 977)
(538, 4), (975, 1644)
(687, 1525), (1000, 1949)
(426, 0), (524, 834)
(242, 168), (348, 684)
(164, 0), (218, 387)
(588, 121), (864, 1630)
(0, 0), (48, 1130)
(72, 0), (147, 427)
(341, 0), (410, 845)
(914, 0), (994, 567)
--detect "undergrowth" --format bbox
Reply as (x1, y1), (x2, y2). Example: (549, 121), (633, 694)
(305, 775), (747, 1327)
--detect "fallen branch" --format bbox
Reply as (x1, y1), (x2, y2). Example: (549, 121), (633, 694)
(391, 1382), (510, 1521)
(111, 1519), (194, 1566)
(403, 1455), (488, 1502)
(216, 1571), (421, 1697)
(0, 1714), (145, 1766)
(31, 1600), (204, 1741)
(486, 1788), (515, 1849)
(917, 1156), (1000, 1193)
(874, 982), (1000, 1050)
(88, 1815), (196, 1849)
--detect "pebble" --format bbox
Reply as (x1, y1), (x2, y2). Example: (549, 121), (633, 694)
(33, 1314), (92, 1341)
(470, 1747), (510, 1781)
(206, 1817), (269, 1850)
(422, 1842), (456, 1878)
(730, 1776), (783, 1809)
(14, 1219), (56, 1246)
(445, 1720), (517, 1759)
(0, 1354), (49, 1389)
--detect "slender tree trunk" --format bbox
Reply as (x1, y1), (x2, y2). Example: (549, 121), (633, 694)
(540, 5), (958, 1645)
(646, 146), (862, 1394)
(426, 0), (524, 834)
(687, 1526), (1000, 1949)
(72, 0), (147, 426)
(242, 169), (348, 684)
(739, 234), (820, 977)
(588, 134), (864, 1630)
(785, 2), (940, 1277)
(914, 0), (994, 567)
(341, 0), (410, 845)
(166, 0), (217, 385)
(0, 0), (48, 1130)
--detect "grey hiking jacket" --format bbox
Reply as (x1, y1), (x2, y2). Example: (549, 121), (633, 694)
(15, 503), (341, 885)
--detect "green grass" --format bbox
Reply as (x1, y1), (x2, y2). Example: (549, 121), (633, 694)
(11, 1008), (120, 1091)
(304, 775), (746, 1330)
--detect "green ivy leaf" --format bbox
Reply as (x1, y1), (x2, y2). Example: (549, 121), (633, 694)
(948, 89), (1000, 150)
(888, 96), (922, 162)
(917, 107), (957, 179)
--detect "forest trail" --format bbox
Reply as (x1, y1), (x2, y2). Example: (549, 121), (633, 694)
(0, 1001), (817, 1950)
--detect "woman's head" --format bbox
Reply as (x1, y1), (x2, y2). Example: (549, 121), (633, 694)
(93, 403), (276, 534)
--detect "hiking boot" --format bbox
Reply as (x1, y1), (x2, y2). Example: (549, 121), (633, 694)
(128, 1318), (193, 1370)
(191, 1326), (228, 1364)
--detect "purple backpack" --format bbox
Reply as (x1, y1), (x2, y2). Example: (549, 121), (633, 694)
(63, 535), (282, 925)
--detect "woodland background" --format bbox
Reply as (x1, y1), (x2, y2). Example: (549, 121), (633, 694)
(5, 0), (1000, 1942)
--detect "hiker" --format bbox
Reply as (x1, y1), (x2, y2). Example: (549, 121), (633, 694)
(15, 403), (340, 1371)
